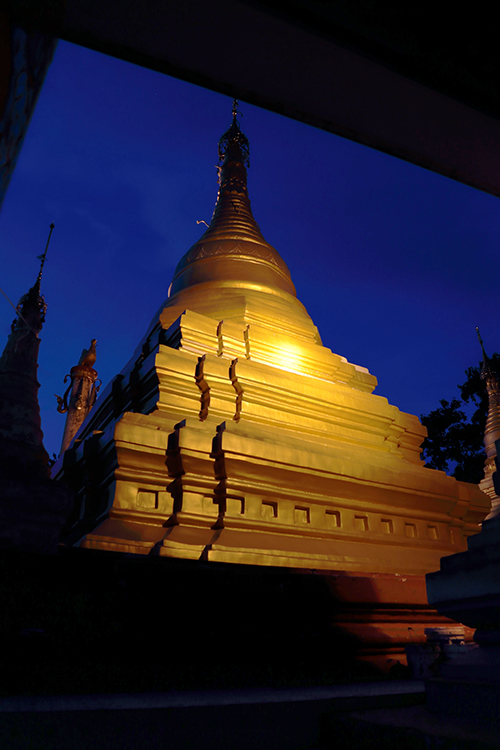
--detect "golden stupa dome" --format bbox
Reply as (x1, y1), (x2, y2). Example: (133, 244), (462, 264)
(160, 102), (321, 348)
(169, 104), (295, 299)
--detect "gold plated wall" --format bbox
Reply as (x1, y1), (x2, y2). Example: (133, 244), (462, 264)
(59, 307), (487, 574)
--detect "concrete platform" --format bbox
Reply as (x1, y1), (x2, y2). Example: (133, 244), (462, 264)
(320, 702), (500, 749)
(0, 680), (424, 750)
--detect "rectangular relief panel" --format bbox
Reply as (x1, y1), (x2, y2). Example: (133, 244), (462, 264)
(405, 523), (417, 538)
(226, 497), (245, 515)
(202, 495), (219, 516)
(294, 506), (310, 524)
(381, 518), (394, 534)
(326, 510), (341, 528)
(137, 490), (158, 509)
(354, 515), (369, 532)
(261, 501), (278, 519)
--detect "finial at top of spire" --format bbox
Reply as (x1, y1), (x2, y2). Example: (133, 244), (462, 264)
(477, 326), (495, 381)
(477, 326), (488, 359)
(14, 224), (54, 331)
(218, 99), (250, 168)
(35, 223), (54, 288)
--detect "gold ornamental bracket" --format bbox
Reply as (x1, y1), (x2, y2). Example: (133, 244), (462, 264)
(55, 374), (71, 415)
(55, 365), (101, 414)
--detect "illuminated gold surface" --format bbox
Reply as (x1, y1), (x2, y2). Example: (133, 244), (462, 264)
(57, 111), (489, 577)
(56, 358), (100, 454)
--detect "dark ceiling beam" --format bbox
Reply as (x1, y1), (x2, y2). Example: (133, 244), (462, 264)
(8, 0), (500, 197)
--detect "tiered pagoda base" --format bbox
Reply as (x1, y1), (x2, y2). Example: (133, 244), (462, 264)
(56, 312), (484, 668)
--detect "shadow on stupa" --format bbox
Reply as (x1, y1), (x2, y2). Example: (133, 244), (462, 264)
(0, 547), (399, 697)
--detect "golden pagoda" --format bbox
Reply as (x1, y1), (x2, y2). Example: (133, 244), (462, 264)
(57, 104), (488, 666)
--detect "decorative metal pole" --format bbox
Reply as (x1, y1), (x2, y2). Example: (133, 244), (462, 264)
(56, 339), (101, 453)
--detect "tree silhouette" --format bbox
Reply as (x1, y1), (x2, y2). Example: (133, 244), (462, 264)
(420, 352), (500, 484)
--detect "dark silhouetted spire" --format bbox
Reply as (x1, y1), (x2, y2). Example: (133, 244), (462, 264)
(217, 99), (250, 168)
(476, 327), (500, 518)
(0, 225), (72, 553)
(0, 225), (54, 477)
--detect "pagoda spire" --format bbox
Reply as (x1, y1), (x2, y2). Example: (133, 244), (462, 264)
(0, 225), (73, 553)
(476, 327), (500, 518)
(168, 101), (295, 299)
(0, 225), (54, 478)
(205, 99), (263, 245)
(217, 99), (250, 170)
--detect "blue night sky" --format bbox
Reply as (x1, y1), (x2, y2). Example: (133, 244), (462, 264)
(1, 40), (499, 459)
